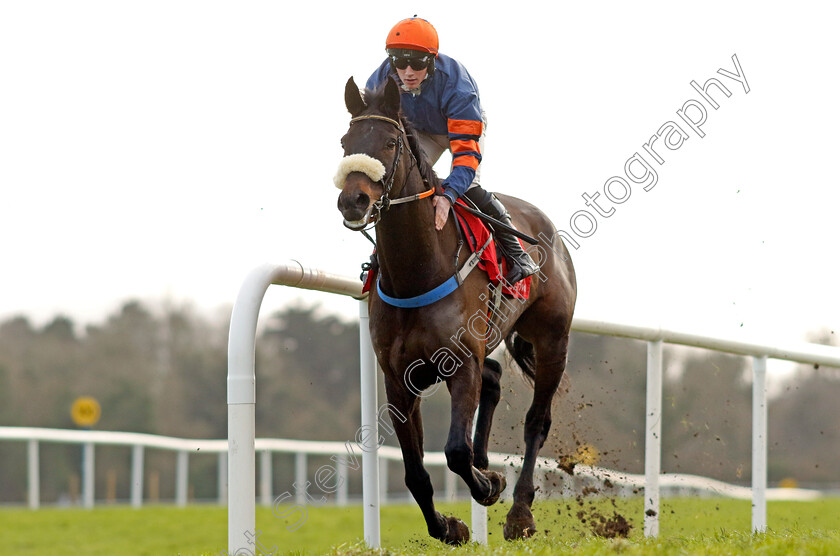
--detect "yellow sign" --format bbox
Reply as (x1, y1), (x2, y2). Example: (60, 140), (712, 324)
(71, 397), (101, 427)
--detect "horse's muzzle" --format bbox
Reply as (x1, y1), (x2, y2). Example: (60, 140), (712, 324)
(337, 188), (374, 230)
(343, 213), (372, 230)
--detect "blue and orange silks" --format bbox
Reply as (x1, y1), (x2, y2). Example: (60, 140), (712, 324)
(366, 53), (484, 204)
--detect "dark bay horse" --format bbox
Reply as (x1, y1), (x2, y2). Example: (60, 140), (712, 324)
(335, 76), (577, 544)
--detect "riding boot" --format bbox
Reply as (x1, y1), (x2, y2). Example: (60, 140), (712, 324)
(464, 188), (539, 284)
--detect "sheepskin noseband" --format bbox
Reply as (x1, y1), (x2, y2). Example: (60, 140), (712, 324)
(333, 153), (386, 189)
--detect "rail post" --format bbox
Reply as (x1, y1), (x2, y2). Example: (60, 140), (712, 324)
(359, 299), (381, 548)
(752, 355), (768, 532)
(644, 339), (663, 537)
(227, 262), (366, 554)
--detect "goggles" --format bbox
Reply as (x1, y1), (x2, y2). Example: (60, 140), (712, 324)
(390, 55), (431, 71)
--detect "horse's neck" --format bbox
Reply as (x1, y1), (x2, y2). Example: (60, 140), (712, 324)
(376, 175), (458, 298)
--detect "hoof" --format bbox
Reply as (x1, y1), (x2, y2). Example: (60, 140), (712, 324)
(476, 470), (507, 506)
(442, 515), (470, 545)
(504, 504), (536, 540)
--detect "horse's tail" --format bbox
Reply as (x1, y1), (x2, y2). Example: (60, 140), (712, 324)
(504, 331), (536, 386)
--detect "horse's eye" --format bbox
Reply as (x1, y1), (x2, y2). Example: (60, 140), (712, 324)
(386, 138), (397, 149)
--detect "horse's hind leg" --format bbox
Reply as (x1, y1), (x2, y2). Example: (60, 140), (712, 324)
(504, 335), (569, 540)
(473, 358), (502, 470)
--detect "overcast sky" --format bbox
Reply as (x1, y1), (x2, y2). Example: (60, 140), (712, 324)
(2, 2), (838, 363)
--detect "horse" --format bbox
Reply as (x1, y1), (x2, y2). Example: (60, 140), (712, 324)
(335, 76), (577, 544)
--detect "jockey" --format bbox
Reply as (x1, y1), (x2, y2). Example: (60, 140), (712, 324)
(366, 17), (539, 285)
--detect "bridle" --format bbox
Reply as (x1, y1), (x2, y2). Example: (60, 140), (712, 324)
(346, 114), (491, 308)
(348, 114), (435, 227)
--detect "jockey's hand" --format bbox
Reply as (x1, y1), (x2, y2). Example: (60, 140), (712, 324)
(433, 195), (452, 230)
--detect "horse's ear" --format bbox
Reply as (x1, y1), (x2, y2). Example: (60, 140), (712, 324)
(345, 77), (366, 117)
(382, 77), (401, 118)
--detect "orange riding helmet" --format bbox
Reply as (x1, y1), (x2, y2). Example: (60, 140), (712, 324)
(386, 17), (439, 56)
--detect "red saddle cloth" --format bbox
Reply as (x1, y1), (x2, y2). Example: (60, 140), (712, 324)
(361, 200), (531, 299)
(452, 200), (530, 299)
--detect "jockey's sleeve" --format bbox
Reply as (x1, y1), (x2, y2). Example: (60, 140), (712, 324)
(440, 118), (482, 203)
(440, 69), (483, 203)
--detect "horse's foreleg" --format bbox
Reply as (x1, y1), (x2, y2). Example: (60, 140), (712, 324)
(473, 358), (502, 470)
(385, 381), (470, 545)
(445, 367), (507, 507)
(504, 341), (568, 541)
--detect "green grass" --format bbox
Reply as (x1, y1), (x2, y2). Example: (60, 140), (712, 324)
(1, 498), (839, 555)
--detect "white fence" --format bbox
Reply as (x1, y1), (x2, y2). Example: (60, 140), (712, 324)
(2, 260), (838, 553)
(0, 426), (822, 510)
(225, 261), (840, 552)
(0, 427), (495, 509)
(571, 318), (840, 536)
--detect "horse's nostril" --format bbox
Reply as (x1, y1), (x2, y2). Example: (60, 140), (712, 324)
(337, 189), (371, 221)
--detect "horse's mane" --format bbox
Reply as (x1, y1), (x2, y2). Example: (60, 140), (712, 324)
(363, 85), (441, 190)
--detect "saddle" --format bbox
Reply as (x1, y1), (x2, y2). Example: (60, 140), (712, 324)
(361, 200), (531, 300)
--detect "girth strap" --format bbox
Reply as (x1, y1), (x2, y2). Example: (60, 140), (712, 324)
(376, 234), (493, 308)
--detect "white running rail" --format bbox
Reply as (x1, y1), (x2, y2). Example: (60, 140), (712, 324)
(225, 262), (840, 547)
(5, 261), (839, 552)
